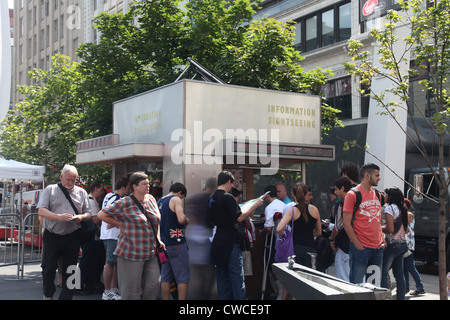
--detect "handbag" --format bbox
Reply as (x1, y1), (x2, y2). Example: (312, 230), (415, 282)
(57, 182), (95, 243)
(275, 207), (295, 263)
(130, 194), (168, 265)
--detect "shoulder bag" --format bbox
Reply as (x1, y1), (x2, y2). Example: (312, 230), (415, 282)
(57, 182), (95, 243)
(130, 194), (167, 265)
(275, 207), (295, 263)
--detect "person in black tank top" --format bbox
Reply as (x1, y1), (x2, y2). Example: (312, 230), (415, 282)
(277, 184), (322, 269)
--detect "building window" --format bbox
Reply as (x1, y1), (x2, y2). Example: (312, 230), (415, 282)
(54, 19), (59, 42)
(19, 45), (23, 64)
(323, 76), (352, 120)
(339, 2), (351, 41)
(73, 38), (79, 60)
(40, 28), (45, 51)
(292, 21), (301, 51)
(19, 18), (23, 36)
(60, 15), (64, 39)
(305, 16), (317, 51)
(321, 9), (334, 47)
(408, 60), (449, 118)
(46, 25), (50, 47)
(27, 38), (32, 59)
(293, 1), (351, 53)
(33, 35), (37, 55)
(360, 83), (370, 118)
(28, 9), (32, 30)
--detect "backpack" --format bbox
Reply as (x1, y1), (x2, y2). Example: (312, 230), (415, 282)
(351, 186), (384, 224)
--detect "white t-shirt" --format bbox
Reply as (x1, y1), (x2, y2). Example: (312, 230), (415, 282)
(283, 201), (296, 215)
(385, 204), (407, 244)
(264, 199), (286, 228)
(100, 192), (121, 240)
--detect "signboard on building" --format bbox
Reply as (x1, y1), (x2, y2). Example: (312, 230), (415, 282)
(359, 0), (401, 22)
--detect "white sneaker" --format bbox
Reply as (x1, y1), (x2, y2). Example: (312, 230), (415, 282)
(102, 291), (122, 300)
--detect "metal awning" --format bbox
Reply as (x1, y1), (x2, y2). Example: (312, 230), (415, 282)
(76, 141), (164, 165)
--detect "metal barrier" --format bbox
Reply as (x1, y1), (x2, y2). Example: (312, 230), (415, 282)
(0, 213), (21, 269)
(18, 213), (43, 279)
(0, 212), (43, 279)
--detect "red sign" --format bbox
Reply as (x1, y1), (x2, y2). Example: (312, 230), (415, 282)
(360, 0), (401, 22)
(362, 0), (379, 16)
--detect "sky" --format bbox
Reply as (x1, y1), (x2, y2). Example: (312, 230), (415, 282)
(8, 0), (13, 9)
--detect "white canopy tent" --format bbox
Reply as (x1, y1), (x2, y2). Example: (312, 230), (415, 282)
(0, 157), (45, 182)
(0, 157), (45, 214)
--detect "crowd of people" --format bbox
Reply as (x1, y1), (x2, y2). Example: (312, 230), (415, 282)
(35, 162), (425, 300)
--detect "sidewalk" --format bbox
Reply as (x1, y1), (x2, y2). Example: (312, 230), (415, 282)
(0, 262), (100, 300)
(0, 262), (444, 300)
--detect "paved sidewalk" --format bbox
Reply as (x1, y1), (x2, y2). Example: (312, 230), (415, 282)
(0, 262), (445, 300)
(0, 262), (100, 300)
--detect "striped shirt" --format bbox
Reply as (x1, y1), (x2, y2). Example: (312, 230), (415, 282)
(102, 194), (161, 261)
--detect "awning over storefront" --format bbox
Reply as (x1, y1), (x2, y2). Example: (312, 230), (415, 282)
(76, 139), (164, 165)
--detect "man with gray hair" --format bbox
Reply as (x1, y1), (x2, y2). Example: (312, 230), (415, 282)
(37, 164), (92, 300)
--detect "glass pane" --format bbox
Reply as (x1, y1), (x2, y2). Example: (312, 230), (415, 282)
(409, 81), (427, 116)
(339, 2), (351, 41)
(360, 84), (370, 118)
(321, 9), (334, 47)
(322, 81), (335, 98)
(306, 16), (317, 52)
(335, 95), (352, 120)
(335, 77), (351, 96)
(292, 21), (302, 51)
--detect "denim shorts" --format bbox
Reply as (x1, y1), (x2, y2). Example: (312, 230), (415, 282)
(103, 239), (118, 265)
(161, 242), (190, 284)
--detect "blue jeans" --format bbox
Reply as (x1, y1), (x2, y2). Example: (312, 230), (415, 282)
(403, 251), (424, 292)
(349, 242), (384, 285)
(216, 243), (246, 300)
(381, 242), (408, 300)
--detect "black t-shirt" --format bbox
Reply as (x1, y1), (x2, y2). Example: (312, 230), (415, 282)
(210, 190), (241, 228)
(209, 189), (242, 266)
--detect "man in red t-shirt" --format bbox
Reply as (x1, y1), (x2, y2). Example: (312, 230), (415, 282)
(343, 163), (386, 285)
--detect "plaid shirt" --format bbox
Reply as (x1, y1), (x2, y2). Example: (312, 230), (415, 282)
(102, 195), (161, 261)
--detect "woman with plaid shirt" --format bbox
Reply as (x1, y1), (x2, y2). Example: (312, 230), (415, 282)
(98, 172), (165, 300)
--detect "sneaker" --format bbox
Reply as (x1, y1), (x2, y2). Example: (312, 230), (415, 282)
(409, 289), (426, 295)
(112, 288), (122, 299)
(102, 291), (122, 300)
(43, 296), (53, 300)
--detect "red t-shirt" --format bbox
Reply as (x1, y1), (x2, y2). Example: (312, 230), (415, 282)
(343, 185), (383, 249)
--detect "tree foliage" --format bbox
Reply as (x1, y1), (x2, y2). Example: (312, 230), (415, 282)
(77, 0), (341, 135)
(0, 55), (110, 183)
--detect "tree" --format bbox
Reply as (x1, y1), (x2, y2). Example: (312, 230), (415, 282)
(0, 55), (110, 184)
(345, 0), (450, 299)
(77, 0), (341, 135)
